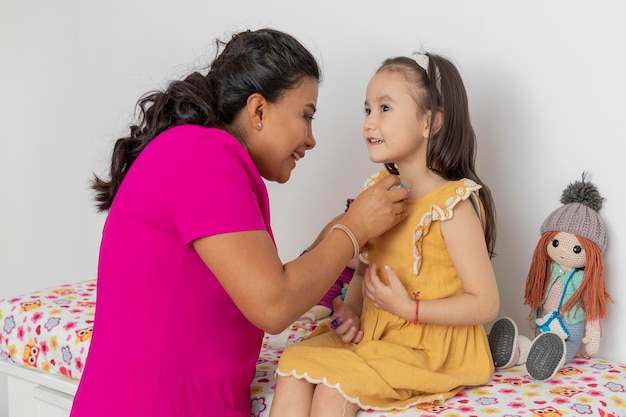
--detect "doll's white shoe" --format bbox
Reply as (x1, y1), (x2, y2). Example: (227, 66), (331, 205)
(488, 317), (518, 368)
(525, 332), (566, 381)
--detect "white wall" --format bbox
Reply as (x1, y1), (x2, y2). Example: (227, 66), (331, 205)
(1, 0), (624, 414)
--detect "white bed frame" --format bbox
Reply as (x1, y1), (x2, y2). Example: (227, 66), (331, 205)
(0, 361), (77, 417)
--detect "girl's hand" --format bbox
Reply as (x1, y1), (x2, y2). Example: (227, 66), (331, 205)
(329, 297), (363, 344)
(364, 263), (411, 318)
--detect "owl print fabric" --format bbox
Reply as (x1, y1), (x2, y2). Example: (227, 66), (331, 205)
(252, 321), (626, 417)
(0, 280), (96, 379)
(1, 281), (625, 417)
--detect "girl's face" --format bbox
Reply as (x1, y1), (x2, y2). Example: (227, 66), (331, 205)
(546, 231), (587, 270)
(250, 76), (318, 183)
(362, 70), (428, 165)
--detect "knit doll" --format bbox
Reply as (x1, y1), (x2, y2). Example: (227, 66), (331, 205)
(488, 173), (612, 381)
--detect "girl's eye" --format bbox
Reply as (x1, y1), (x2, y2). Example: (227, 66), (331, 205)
(381, 105), (390, 112)
(364, 108), (371, 116)
(551, 239), (559, 248)
(572, 245), (582, 254)
(304, 114), (315, 122)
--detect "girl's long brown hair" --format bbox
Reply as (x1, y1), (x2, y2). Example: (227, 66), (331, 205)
(524, 230), (612, 322)
(377, 55), (497, 258)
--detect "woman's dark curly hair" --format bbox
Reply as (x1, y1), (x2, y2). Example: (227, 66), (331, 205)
(92, 28), (321, 212)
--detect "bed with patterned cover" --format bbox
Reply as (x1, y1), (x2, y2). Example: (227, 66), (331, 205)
(1, 280), (625, 417)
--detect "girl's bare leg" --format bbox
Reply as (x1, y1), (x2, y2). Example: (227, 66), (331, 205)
(269, 375), (314, 417)
(311, 384), (360, 417)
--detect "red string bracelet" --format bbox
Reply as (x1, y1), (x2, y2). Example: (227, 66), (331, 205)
(413, 291), (421, 325)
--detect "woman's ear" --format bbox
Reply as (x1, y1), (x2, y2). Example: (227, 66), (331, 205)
(246, 93), (266, 130)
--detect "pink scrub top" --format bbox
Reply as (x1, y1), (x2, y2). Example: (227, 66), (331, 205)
(70, 125), (270, 417)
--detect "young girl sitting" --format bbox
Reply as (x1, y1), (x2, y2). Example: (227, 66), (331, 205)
(269, 52), (499, 416)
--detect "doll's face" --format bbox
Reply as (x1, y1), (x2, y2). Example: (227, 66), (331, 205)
(546, 231), (586, 270)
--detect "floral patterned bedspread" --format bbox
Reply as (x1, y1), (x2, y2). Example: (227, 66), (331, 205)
(252, 320), (626, 417)
(1, 281), (624, 417)
(0, 280), (96, 380)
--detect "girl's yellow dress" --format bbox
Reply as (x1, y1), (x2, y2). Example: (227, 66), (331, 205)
(275, 170), (495, 410)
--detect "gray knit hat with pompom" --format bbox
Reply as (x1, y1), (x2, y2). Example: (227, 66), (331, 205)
(540, 172), (607, 253)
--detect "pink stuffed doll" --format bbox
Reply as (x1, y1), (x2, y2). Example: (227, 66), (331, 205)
(488, 173), (612, 381)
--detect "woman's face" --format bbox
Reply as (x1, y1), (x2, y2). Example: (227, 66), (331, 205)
(249, 76), (318, 183)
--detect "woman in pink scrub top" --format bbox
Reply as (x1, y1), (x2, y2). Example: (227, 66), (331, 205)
(70, 28), (408, 417)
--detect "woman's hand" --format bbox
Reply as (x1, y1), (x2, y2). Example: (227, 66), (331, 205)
(342, 175), (408, 246)
(329, 297), (363, 344)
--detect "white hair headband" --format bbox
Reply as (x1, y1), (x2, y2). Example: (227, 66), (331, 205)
(413, 53), (430, 73)
(412, 52), (441, 96)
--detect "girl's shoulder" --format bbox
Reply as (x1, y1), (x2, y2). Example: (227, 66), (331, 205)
(435, 178), (484, 223)
(439, 178), (482, 198)
(361, 171), (483, 215)
(362, 171), (480, 195)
